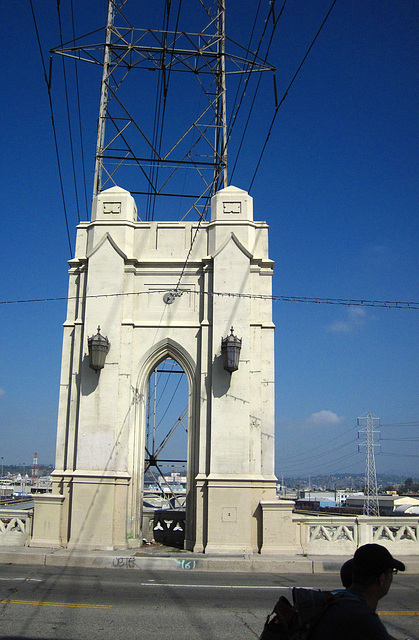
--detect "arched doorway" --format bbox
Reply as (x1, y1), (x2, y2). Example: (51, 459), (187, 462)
(144, 357), (188, 546)
(131, 339), (197, 550)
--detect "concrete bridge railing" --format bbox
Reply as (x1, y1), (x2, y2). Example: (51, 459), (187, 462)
(260, 500), (419, 556)
(2, 499), (417, 557)
(0, 508), (33, 547)
(299, 515), (419, 555)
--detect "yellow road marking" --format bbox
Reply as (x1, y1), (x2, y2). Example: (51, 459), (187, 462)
(1, 600), (415, 615)
(0, 599), (111, 609)
(379, 611), (419, 616)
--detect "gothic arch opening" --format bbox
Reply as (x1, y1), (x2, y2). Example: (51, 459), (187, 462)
(133, 339), (197, 549)
(144, 357), (188, 546)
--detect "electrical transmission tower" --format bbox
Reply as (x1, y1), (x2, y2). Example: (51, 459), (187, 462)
(52, 0), (275, 221)
(358, 412), (380, 516)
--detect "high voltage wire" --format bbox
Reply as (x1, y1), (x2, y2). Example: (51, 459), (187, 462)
(279, 446), (418, 475)
(1, 289), (417, 309)
(381, 453), (419, 459)
(226, 0), (263, 144)
(248, 0), (337, 192)
(174, 0), (283, 276)
(277, 423), (358, 462)
(29, 0), (73, 257)
(70, 0), (89, 219)
(146, 0), (183, 222)
(229, 0), (286, 181)
(381, 437), (419, 442)
(279, 438), (418, 475)
(277, 417), (419, 475)
(156, 374), (185, 431)
(380, 421), (419, 427)
(277, 439), (357, 469)
(56, 0), (81, 224)
(278, 434), (360, 472)
(281, 451), (362, 476)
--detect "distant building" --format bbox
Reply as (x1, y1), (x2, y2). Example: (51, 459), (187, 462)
(299, 490), (361, 508)
(346, 494), (419, 516)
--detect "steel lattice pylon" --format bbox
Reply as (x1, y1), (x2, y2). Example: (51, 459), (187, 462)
(358, 411), (380, 516)
(52, 0), (274, 221)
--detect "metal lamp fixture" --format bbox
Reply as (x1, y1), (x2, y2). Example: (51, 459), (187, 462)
(88, 326), (110, 372)
(221, 326), (242, 373)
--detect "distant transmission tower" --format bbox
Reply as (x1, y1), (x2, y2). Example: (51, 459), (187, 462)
(358, 412), (380, 516)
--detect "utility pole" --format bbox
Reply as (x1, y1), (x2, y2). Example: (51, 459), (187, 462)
(358, 412), (380, 516)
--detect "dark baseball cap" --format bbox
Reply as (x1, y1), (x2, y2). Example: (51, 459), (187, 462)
(353, 544), (405, 576)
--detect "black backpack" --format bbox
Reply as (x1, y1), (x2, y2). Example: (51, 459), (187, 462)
(259, 588), (345, 640)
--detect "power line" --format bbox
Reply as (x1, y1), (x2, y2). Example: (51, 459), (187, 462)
(277, 438), (356, 468)
(156, 373), (185, 431)
(1, 288), (417, 309)
(380, 453), (419, 458)
(282, 451), (362, 476)
(381, 437), (419, 442)
(248, 0), (337, 192)
(146, 1), (183, 221)
(277, 423), (357, 462)
(278, 435), (361, 473)
(70, 0), (89, 219)
(56, 0), (81, 223)
(380, 421), (419, 427)
(155, 360), (178, 411)
(29, 0), (73, 256)
(230, 0), (287, 181)
(197, 291), (418, 309)
(225, 0), (263, 144)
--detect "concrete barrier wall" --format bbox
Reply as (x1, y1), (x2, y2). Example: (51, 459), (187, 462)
(260, 500), (419, 556)
(0, 508), (33, 547)
(298, 515), (419, 556)
(3, 500), (417, 558)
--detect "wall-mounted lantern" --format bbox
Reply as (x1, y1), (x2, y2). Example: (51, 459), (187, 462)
(88, 326), (110, 372)
(221, 326), (242, 373)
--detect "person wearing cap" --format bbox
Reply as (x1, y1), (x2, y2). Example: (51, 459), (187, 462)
(309, 543), (405, 640)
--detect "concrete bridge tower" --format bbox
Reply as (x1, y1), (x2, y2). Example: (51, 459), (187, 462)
(31, 183), (277, 553)
(31, 1), (279, 554)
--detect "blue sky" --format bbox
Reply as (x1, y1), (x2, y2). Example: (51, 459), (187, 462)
(1, 0), (418, 478)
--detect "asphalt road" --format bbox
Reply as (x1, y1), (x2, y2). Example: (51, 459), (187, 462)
(0, 565), (417, 640)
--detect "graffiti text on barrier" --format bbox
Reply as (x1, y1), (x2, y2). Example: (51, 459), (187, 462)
(112, 557), (138, 569)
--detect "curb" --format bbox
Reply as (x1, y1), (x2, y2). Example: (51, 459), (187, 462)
(1, 549), (418, 574)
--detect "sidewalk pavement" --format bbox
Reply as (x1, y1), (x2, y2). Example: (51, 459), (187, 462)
(1, 545), (418, 574)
